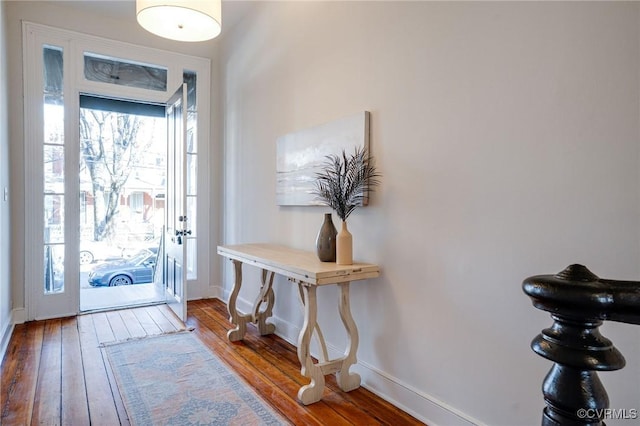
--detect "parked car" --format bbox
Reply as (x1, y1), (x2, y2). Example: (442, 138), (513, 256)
(88, 248), (158, 287)
(120, 238), (161, 258)
(80, 241), (123, 265)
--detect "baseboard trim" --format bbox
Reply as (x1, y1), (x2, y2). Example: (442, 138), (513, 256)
(0, 312), (15, 364)
(12, 307), (25, 324)
(205, 283), (222, 300)
(355, 360), (485, 426)
(220, 291), (483, 426)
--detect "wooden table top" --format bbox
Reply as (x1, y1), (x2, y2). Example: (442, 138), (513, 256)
(217, 243), (380, 285)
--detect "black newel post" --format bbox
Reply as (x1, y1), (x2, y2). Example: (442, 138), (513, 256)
(522, 264), (640, 426)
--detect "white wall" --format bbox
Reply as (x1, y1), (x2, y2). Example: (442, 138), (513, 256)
(0, 0), (13, 357)
(220, 2), (640, 425)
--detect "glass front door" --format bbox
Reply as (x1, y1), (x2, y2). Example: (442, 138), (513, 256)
(23, 23), (209, 321)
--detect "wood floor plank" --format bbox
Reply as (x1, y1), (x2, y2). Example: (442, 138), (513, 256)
(202, 314), (362, 425)
(32, 319), (62, 425)
(105, 311), (131, 342)
(131, 307), (162, 336)
(196, 303), (307, 387)
(1, 299), (423, 426)
(1, 322), (44, 426)
(91, 312), (116, 344)
(100, 347), (130, 426)
(206, 301), (308, 384)
(0, 324), (23, 409)
(205, 299), (423, 425)
(118, 309), (147, 339)
(190, 318), (322, 426)
(205, 301), (416, 426)
(61, 317), (90, 425)
(77, 315), (122, 426)
(146, 305), (179, 333)
(157, 304), (186, 331)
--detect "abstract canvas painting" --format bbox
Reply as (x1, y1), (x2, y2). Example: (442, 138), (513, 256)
(276, 111), (370, 206)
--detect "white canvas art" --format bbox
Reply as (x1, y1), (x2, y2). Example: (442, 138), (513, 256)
(276, 111), (370, 206)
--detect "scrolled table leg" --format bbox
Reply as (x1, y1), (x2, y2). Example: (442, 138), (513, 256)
(297, 283), (326, 405)
(252, 269), (276, 335)
(336, 281), (361, 392)
(226, 259), (251, 342)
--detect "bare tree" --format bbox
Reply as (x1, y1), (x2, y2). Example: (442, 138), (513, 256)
(79, 110), (149, 241)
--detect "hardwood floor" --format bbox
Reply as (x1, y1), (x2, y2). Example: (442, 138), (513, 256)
(1, 299), (423, 425)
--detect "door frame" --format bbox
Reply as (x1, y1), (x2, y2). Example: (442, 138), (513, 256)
(22, 22), (211, 320)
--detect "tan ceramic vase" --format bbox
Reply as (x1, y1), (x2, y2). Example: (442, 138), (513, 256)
(336, 221), (353, 265)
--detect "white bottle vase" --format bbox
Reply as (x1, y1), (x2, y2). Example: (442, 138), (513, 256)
(336, 221), (353, 265)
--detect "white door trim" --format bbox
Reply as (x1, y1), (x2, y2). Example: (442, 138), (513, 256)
(22, 22), (211, 321)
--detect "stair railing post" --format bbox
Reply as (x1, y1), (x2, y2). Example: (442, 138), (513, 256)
(523, 264), (640, 426)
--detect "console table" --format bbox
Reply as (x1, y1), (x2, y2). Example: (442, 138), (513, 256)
(217, 243), (380, 405)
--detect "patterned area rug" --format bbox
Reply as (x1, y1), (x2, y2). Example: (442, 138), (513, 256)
(103, 332), (289, 425)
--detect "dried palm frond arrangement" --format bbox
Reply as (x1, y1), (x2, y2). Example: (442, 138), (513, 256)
(312, 147), (381, 221)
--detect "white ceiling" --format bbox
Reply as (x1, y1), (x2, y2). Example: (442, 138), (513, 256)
(53, 1), (136, 21)
(44, 0), (250, 33)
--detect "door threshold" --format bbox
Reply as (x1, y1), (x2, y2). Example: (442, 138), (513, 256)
(79, 300), (166, 315)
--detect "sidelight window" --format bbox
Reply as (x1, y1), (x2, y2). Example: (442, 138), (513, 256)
(184, 70), (197, 280)
(43, 46), (65, 294)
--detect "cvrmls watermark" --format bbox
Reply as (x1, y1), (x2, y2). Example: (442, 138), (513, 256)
(577, 408), (638, 420)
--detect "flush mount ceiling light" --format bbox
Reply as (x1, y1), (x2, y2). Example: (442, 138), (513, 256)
(136, 0), (222, 42)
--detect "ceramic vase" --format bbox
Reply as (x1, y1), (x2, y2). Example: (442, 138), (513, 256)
(316, 213), (337, 262)
(336, 221), (353, 265)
